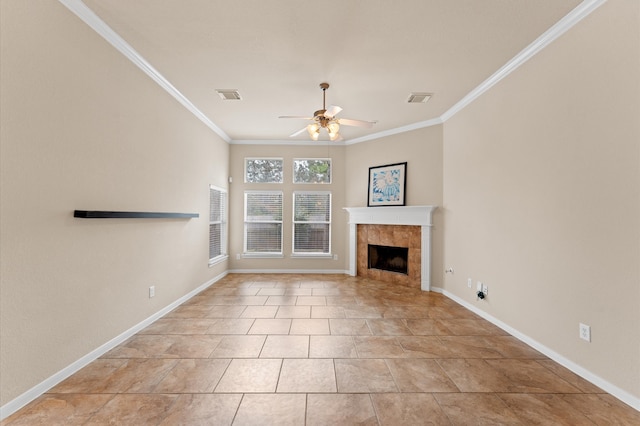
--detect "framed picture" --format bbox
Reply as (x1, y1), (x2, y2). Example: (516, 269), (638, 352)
(367, 162), (407, 207)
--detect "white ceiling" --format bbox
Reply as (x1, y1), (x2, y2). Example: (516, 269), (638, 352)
(74, 0), (588, 144)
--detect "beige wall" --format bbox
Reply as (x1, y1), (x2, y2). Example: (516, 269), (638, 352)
(0, 1), (228, 405)
(228, 143), (347, 272)
(345, 126), (444, 287)
(442, 0), (639, 400)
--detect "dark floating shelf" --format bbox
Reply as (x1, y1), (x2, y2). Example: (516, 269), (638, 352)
(74, 210), (199, 219)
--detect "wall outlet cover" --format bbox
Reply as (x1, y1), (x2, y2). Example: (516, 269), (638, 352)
(579, 323), (591, 342)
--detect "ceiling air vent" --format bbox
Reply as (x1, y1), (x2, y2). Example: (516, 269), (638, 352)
(216, 89), (242, 100)
(407, 92), (432, 103)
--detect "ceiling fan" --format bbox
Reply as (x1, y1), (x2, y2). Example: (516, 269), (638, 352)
(279, 82), (375, 141)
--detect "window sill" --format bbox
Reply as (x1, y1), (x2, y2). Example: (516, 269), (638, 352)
(290, 253), (333, 259)
(208, 254), (229, 267)
(241, 253), (285, 259)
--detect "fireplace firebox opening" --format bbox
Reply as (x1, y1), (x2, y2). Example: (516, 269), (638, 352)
(368, 244), (409, 275)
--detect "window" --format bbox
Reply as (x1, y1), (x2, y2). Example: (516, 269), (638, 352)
(209, 185), (227, 264)
(292, 191), (331, 255)
(293, 158), (331, 184)
(244, 191), (283, 256)
(245, 158), (283, 183)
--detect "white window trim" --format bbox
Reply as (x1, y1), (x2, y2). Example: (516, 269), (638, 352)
(208, 185), (228, 266)
(293, 158), (332, 184)
(244, 190), (284, 256)
(292, 190), (332, 256)
(244, 157), (284, 184)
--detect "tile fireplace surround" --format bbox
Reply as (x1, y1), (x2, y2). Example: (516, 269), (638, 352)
(344, 206), (437, 291)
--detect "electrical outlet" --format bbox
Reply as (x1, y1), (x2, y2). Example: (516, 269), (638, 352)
(149, 286), (155, 298)
(333, 254), (338, 260)
(579, 323), (591, 342)
(482, 284), (488, 295)
(476, 281), (483, 292)
(467, 278), (472, 288)
(236, 253), (241, 260)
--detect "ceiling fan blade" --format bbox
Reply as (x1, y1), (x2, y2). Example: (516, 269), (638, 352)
(338, 118), (375, 128)
(324, 105), (343, 118)
(289, 127), (309, 137)
(279, 115), (313, 120)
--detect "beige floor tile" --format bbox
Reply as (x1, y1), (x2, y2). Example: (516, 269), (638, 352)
(205, 305), (247, 318)
(165, 304), (213, 319)
(434, 393), (523, 425)
(366, 319), (413, 335)
(8, 273), (636, 425)
(234, 394), (306, 426)
(335, 359), (398, 392)
(264, 295), (298, 305)
(209, 335), (266, 358)
(499, 393), (597, 425)
(437, 318), (508, 335)
(277, 359), (337, 393)
(153, 358), (230, 393)
(240, 305), (278, 318)
(404, 318), (452, 335)
(311, 288), (341, 296)
(290, 318), (330, 335)
(536, 359), (604, 393)
(275, 305), (311, 318)
(84, 394), (178, 426)
(296, 296), (327, 306)
(372, 393), (452, 425)
(214, 359), (282, 393)
(159, 394), (242, 426)
(256, 288), (286, 296)
(344, 306), (383, 318)
(437, 336), (507, 358)
(248, 318), (292, 334)
(485, 359), (580, 393)
(103, 334), (222, 359)
(397, 336), (451, 358)
(306, 394), (378, 426)
(381, 306), (430, 319)
(311, 306), (346, 318)
(386, 359), (459, 392)
(206, 318), (255, 334)
(329, 318), (372, 335)
(260, 335), (309, 358)
(139, 318), (215, 335)
(354, 336), (406, 358)
(309, 336), (358, 358)
(285, 288), (313, 296)
(1, 394), (113, 426)
(437, 358), (514, 392)
(560, 394), (640, 426)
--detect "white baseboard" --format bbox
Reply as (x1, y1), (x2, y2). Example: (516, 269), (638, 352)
(431, 286), (640, 412)
(0, 271), (228, 420)
(228, 269), (350, 275)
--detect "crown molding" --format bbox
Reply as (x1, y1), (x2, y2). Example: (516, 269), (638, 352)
(230, 139), (346, 146)
(344, 117), (444, 145)
(57, 0), (231, 143)
(59, 0), (605, 146)
(440, 0), (607, 122)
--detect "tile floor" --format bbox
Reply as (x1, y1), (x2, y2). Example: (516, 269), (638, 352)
(3, 274), (639, 425)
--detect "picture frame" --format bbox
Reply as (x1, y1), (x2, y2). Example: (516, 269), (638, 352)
(367, 162), (407, 207)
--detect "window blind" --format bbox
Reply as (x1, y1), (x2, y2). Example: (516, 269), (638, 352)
(244, 191), (283, 253)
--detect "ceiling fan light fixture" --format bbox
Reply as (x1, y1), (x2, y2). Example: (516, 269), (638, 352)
(307, 123), (320, 140)
(328, 121), (340, 135)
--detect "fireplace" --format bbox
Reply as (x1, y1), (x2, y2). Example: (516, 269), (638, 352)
(344, 206), (437, 291)
(368, 244), (409, 275)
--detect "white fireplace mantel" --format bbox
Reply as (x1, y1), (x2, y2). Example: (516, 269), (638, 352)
(343, 206), (437, 291)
